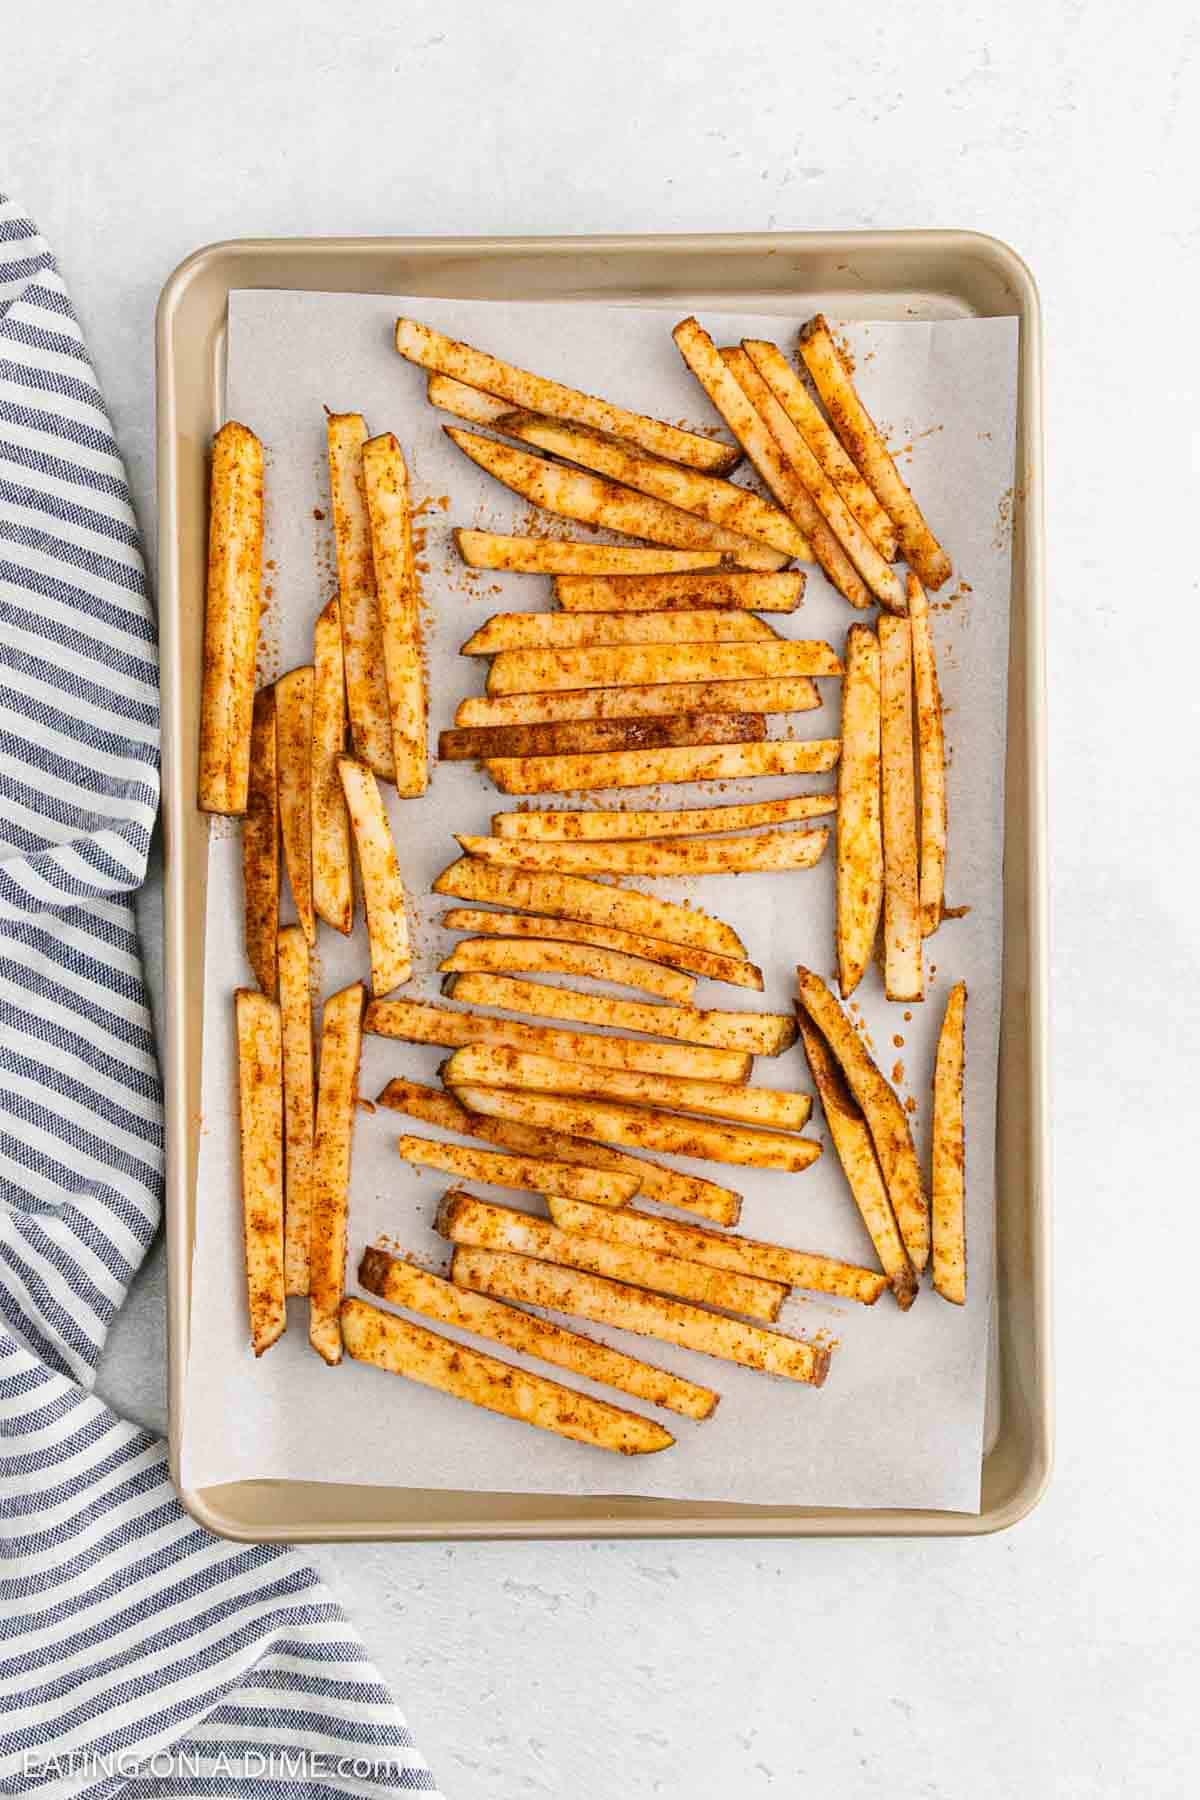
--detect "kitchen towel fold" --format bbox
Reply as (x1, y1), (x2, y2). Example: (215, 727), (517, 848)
(0, 195), (439, 1799)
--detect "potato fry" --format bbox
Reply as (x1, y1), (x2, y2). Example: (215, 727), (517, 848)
(456, 678), (820, 727)
(393, 1134), (640, 1205)
(493, 793), (835, 841)
(555, 571), (806, 613)
(456, 827), (829, 878)
(455, 532), (722, 576)
(446, 427), (785, 570)
(277, 926), (314, 1297)
(486, 639), (841, 695)
(375, 1077), (476, 1133)
(396, 315), (740, 473)
(907, 572), (948, 935)
(308, 982), (365, 1364)
(486, 738), (840, 795)
(311, 596), (354, 935)
(199, 421), (264, 814)
(234, 988), (285, 1355)
(362, 432), (427, 796)
(837, 624), (883, 998)
(426, 372), (515, 425)
(439, 937), (697, 1003)
(242, 686), (279, 996)
(274, 666), (315, 946)
(439, 711), (765, 763)
(338, 757), (412, 996)
(327, 412), (394, 779)
(462, 610), (778, 653)
(358, 1246), (716, 1419)
(341, 1295), (672, 1454)
(931, 981), (967, 1304)
(437, 1192), (786, 1321)
(453, 1249), (831, 1386)
(878, 616), (923, 1003)
(439, 909), (764, 992)
(797, 316), (951, 589)
(546, 1196), (889, 1306)
(795, 966), (929, 1273)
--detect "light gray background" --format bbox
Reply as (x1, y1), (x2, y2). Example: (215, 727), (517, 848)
(8, 2), (1197, 1794)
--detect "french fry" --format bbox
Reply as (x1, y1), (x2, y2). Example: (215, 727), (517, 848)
(836, 624), (884, 998)
(555, 571), (805, 612)
(439, 936), (697, 1003)
(275, 666), (315, 945)
(486, 738), (840, 795)
(795, 966), (929, 1273)
(199, 421), (264, 814)
(443, 1045), (813, 1132)
(437, 1192), (786, 1321)
(426, 372), (515, 425)
(456, 678), (820, 727)
(395, 316), (740, 473)
(796, 1015), (917, 1308)
(546, 1196), (889, 1306)
(362, 432), (427, 796)
(374, 1077), (475, 1133)
(358, 1246), (717, 1419)
(311, 596), (354, 935)
(453, 1249), (832, 1386)
(931, 981), (967, 1304)
(327, 412), (394, 779)
(393, 1133), (641, 1205)
(878, 616), (923, 1002)
(455, 532), (721, 576)
(446, 427), (785, 570)
(907, 572), (948, 935)
(277, 926), (315, 1297)
(308, 981), (365, 1364)
(234, 988), (285, 1355)
(486, 639), (841, 695)
(338, 757), (412, 996)
(797, 316), (951, 589)
(341, 1295), (673, 1454)
(493, 792), (835, 841)
(456, 828), (829, 879)
(461, 610), (778, 653)
(439, 908), (765, 992)
(439, 711), (765, 763)
(432, 857), (747, 956)
(242, 686), (279, 996)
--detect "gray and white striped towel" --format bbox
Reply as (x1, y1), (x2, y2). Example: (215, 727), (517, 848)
(0, 194), (439, 1798)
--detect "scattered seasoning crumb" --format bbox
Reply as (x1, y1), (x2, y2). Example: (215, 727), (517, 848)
(357, 1097), (377, 1115)
(904, 1096), (917, 1115)
(892, 1034), (904, 1048)
(941, 903), (971, 920)
(891, 1060), (905, 1085)
(903, 1010), (913, 1022)
(312, 507), (325, 520)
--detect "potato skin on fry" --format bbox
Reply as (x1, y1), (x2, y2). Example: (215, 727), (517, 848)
(439, 711), (763, 763)
(242, 686), (279, 996)
(235, 988), (285, 1355)
(199, 421), (264, 814)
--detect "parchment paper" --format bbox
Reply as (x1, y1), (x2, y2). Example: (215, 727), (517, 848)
(182, 291), (1017, 1511)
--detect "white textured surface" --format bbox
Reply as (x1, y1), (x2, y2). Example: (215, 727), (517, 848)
(10, 1), (1197, 1794)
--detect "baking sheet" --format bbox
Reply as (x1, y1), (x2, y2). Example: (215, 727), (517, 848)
(181, 291), (1017, 1511)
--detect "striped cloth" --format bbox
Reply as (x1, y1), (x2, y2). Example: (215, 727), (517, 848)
(0, 196), (438, 1798)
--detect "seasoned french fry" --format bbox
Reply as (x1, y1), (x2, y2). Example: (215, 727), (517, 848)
(439, 711), (765, 763)
(907, 572), (948, 935)
(439, 909), (764, 992)
(555, 571), (806, 612)
(486, 639), (841, 695)
(341, 1295), (673, 1454)
(275, 666), (315, 945)
(462, 610), (778, 653)
(426, 372), (513, 425)
(455, 533), (722, 576)
(362, 432), (427, 796)
(546, 1196), (889, 1306)
(308, 982), (365, 1364)
(277, 926), (314, 1297)
(456, 827), (829, 878)
(375, 1077), (475, 1133)
(456, 677), (820, 727)
(931, 981), (967, 1305)
(493, 793), (835, 841)
(453, 1249), (832, 1386)
(311, 596), (354, 935)
(837, 624), (884, 998)
(396, 316), (740, 472)
(338, 757), (412, 997)
(439, 936), (697, 1003)
(242, 686), (279, 996)
(486, 738), (840, 795)
(327, 412), (394, 779)
(878, 616), (923, 1002)
(199, 422), (264, 814)
(358, 1246), (716, 1418)
(235, 988), (285, 1355)
(446, 427), (785, 570)
(798, 316), (952, 589)
(437, 1193), (786, 1321)
(795, 966), (929, 1272)
(393, 1133), (641, 1205)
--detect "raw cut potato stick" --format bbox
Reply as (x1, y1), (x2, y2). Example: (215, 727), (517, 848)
(395, 315), (741, 473)
(795, 966), (929, 1274)
(836, 624), (884, 998)
(242, 685), (279, 996)
(486, 738), (840, 796)
(426, 372), (515, 425)
(555, 571), (806, 612)
(436, 1192), (786, 1321)
(311, 596), (354, 935)
(456, 678), (820, 728)
(362, 432), (427, 797)
(439, 711), (765, 764)
(907, 572), (948, 935)
(439, 936), (697, 1003)
(461, 610), (779, 653)
(358, 1246), (717, 1419)
(393, 1133), (641, 1205)
(439, 909), (765, 992)
(493, 793), (835, 841)
(235, 988), (285, 1355)
(931, 981), (967, 1304)
(486, 639), (842, 695)
(277, 926), (315, 1297)
(199, 421), (264, 814)
(274, 666), (315, 946)
(456, 828), (830, 878)
(455, 533), (722, 576)
(797, 315), (952, 589)
(308, 982), (365, 1364)
(326, 412), (394, 779)
(453, 1249), (832, 1386)
(338, 757), (412, 997)
(878, 616), (924, 1002)
(445, 427), (785, 570)
(341, 1296), (673, 1454)
(546, 1196), (889, 1306)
